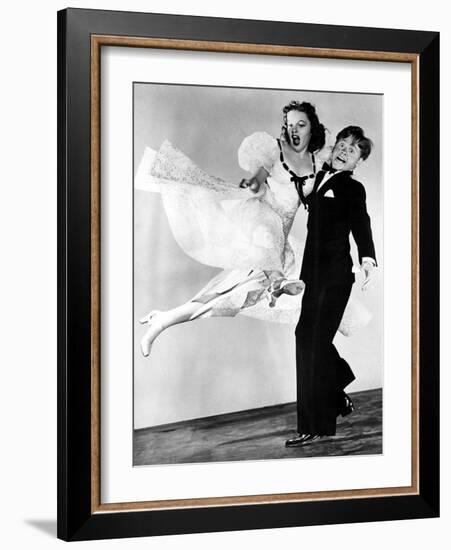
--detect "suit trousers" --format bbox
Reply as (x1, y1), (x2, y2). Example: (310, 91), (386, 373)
(295, 279), (355, 436)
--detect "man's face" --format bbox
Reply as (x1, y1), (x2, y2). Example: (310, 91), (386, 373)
(331, 136), (362, 172)
(286, 110), (311, 152)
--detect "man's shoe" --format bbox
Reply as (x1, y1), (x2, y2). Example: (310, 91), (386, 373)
(339, 393), (355, 417)
(285, 433), (322, 447)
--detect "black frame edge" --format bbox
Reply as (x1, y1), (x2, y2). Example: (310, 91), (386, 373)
(64, 6), (437, 53)
(418, 32), (440, 516)
(58, 7), (96, 540)
(57, 8), (68, 542)
(68, 495), (438, 542)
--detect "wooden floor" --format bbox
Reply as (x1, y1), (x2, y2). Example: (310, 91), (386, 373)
(134, 388), (382, 466)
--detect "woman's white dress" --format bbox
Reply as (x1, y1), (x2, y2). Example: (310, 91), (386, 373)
(135, 132), (371, 335)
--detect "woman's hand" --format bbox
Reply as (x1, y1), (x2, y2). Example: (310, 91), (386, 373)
(239, 166), (269, 194)
(239, 177), (261, 193)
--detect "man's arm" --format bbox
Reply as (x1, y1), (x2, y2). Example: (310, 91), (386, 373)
(350, 181), (377, 290)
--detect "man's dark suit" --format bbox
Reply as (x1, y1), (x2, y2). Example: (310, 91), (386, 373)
(295, 167), (376, 436)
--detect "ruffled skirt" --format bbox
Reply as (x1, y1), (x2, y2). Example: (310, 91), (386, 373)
(135, 142), (372, 336)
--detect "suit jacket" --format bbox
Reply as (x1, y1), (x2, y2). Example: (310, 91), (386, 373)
(300, 169), (377, 286)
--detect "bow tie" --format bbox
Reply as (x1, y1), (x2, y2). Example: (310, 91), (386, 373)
(321, 162), (337, 174)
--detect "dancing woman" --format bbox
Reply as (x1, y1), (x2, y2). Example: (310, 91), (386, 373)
(135, 101), (371, 357)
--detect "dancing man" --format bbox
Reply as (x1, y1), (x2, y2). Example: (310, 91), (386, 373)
(286, 126), (377, 447)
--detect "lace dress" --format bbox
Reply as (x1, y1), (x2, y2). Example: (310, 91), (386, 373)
(135, 132), (371, 335)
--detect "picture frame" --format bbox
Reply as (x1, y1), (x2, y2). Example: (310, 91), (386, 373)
(57, 7), (439, 541)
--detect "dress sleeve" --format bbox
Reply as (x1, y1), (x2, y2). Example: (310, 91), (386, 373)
(238, 132), (279, 175)
(315, 145), (333, 165)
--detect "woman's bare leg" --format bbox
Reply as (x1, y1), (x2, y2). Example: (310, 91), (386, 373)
(139, 270), (305, 357)
(140, 301), (203, 357)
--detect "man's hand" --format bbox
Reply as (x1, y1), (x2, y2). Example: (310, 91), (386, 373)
(361, 260), (375, 291)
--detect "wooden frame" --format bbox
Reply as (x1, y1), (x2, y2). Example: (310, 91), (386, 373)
(58, 7), (439, 541)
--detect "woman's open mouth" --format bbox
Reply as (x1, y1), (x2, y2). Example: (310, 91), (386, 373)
(291, 135), (300, 145)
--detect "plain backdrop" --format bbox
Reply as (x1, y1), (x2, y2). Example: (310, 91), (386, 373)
(134, 84), (383, 427)
(0, 0), (448, 548)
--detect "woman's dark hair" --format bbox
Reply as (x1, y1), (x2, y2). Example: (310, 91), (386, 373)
(282, 100), (326, 153)
(335, 126), (373, 160)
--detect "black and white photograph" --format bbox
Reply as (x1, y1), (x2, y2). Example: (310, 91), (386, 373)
(133, 83), (383, 466)
(0, 0), (445, 546)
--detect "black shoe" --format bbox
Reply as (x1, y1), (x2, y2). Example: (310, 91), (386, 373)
(285, 433), (322, 447)
(339, 393), (355, 417)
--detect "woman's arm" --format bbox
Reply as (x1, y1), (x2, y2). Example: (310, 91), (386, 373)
(239, 166), (269, 194)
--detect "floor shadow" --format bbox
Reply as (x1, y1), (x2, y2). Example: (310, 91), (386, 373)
(25, 519), (57, 538)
